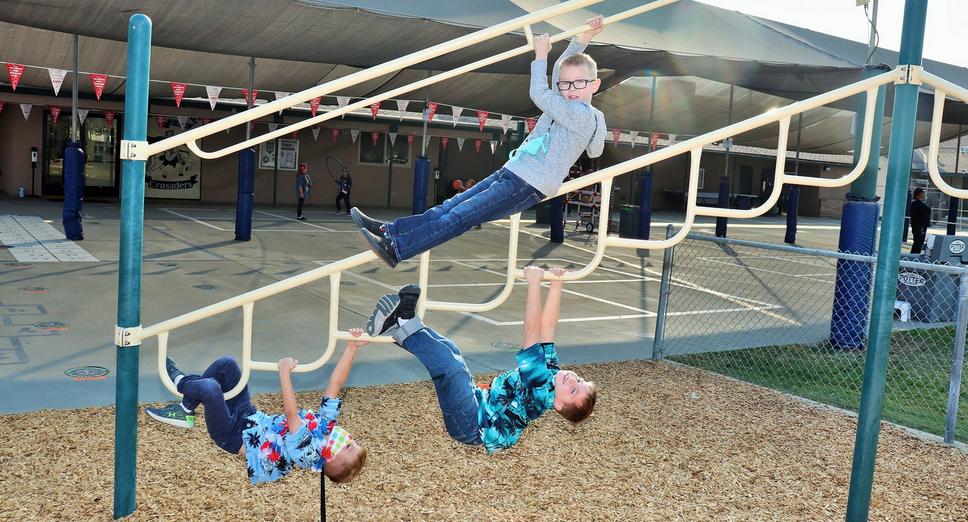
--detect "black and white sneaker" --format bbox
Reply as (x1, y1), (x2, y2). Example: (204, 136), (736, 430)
(359, 229), (399, 269)
(166, 357), (185, 384)
(367, 293), (401, 336)
(350, 207), (387, 238)
(397, 284), (421, 320)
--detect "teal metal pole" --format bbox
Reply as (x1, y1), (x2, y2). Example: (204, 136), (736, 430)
(845, 1), (926, 520)
(114, 13), (151, 519)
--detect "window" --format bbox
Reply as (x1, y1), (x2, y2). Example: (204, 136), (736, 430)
(697, 167), (705, 190)
(359, 133), (410, 166)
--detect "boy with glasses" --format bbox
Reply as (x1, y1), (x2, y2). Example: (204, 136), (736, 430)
(351, 16), (608, 267)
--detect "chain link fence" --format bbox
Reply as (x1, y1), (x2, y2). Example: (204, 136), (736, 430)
(653, 233), (968, 443)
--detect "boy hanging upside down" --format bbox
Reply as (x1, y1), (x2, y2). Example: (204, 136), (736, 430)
(367, 266), (596, 453)
(145, 330), (368, 484)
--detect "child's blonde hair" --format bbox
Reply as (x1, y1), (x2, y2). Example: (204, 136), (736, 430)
(324, 445), (368, 483)
(560, 53), (598, 78)
(557, 381), (597, 424)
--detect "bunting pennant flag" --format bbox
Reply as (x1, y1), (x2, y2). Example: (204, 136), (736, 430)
(474, 139), (482, 153)
(396, 100), (409, 120)
(267, 122), (279, 132)
(177, 115), (189, 129)
(48, 68), (67, 96)
(668, 133), (677, 145)
(407, 134), (415, 146)
(441, 136), (449, 150)
(311, 127), (321, 142)
(456, 137), (465, 151)
(275, 92), (290, 115)
(489, 140), (497, 154)
(650, 132), (660, 150)
(6, 63), (25, 91)
(90, 73), (108, 100)
(241, 88), (258, 106)
(426, 101), (439, 123)
(206, 85), (222, 110)
(291, 130), (298, 139)
(104, 111), (115, 127)
(526, 117), (537, 133)
(155, 114), (167, 129)
(476, 110), (489, 131)
(611, 128), (621, 146)
(337, 96), (350, 118)
(370, 101), (381, 120)
(388, 132), (397, 146)
(451, 106), (463, 127)
(331, 128), (340, 143)
(20, 104), (32, 121)
(170, 82), (187, 107)
(309, 97), (321, 117)
(350, 129), (360, 143)
(629, 130), (639, 148)
(501, 114), (512, 133)
(370, 131), (380, 145)
(78, 108), (89, 125)
(201, 117), (212, 125)
(49, 106), (61, 124)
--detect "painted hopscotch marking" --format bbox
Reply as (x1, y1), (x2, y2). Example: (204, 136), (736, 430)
(0, 215), (98, 262)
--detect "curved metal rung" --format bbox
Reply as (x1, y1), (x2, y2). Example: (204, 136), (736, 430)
(158, 0), (681, 160)
(923, 71), (968, 199)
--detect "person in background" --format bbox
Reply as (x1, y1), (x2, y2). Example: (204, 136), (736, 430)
(910, 187), (931, 254)
(335, 167), (353, 215)
(296, 163), (310, 221)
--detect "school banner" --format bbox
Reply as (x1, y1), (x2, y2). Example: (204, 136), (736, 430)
(145, 116), (202, 199)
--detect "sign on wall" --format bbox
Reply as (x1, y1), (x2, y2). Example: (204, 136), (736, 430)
(145, 117), (201, 199)
(259, 139), (299, 170)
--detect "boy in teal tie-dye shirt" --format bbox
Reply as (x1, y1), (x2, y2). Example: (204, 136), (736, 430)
(367, 266), (597, 454)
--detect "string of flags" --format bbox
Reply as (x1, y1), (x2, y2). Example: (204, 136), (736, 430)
(2, 60), (680, 151)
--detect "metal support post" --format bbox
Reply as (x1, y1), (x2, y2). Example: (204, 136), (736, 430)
(652, 224), (675, 359)
(114, 13), (151, 519)
(944, 271), (968, 443)
(846, 2), (928, 519)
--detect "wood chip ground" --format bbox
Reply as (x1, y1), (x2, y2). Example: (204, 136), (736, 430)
(2, 361), (966, 521)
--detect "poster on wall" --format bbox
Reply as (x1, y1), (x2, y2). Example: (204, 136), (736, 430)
(145, 116), (201, 199)
(259, 138), (299, 170)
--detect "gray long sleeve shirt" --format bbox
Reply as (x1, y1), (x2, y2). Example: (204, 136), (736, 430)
(503, 38), (607, 198)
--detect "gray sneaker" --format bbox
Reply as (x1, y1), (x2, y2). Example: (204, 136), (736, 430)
(146, 402), (195, 429)
(367, 293), (401, 336)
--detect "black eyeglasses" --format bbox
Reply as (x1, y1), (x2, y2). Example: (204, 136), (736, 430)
(556, 79), (595, 91)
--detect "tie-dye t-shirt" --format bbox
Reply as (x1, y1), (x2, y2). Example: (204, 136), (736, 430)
(478, 342), (559, 453)
(242, 396), (341, 484)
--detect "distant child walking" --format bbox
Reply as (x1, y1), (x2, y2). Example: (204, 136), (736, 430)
(335, 167), (353, 215)
(351, 16), (608, 267)
(296, 163), (311, 221)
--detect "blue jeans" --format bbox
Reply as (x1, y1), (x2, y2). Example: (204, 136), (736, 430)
(399, 324), (482, 445)
(177, 356), (257, 454)
(387, 168), (544, 260)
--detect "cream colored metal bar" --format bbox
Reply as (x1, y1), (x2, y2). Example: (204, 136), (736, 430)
(424, 213), (522, 312)
(553, 70), (895, 251)
(171, 0), (681, 160)
(416, 250), (432, 318)
(923, 71), (968, 199)
(524, 24), (535, 46)
(142, 251), (372, 339)
(146, 0), (605, 159)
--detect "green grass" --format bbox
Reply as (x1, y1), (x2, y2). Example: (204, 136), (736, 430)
(670, 326), (968, 442)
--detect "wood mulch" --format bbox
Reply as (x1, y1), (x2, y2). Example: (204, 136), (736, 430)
(1, 360), (966, 521)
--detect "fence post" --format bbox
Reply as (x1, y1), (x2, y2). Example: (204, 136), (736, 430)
(944, 270), (968, 443)
(652, 224), (675, 359)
